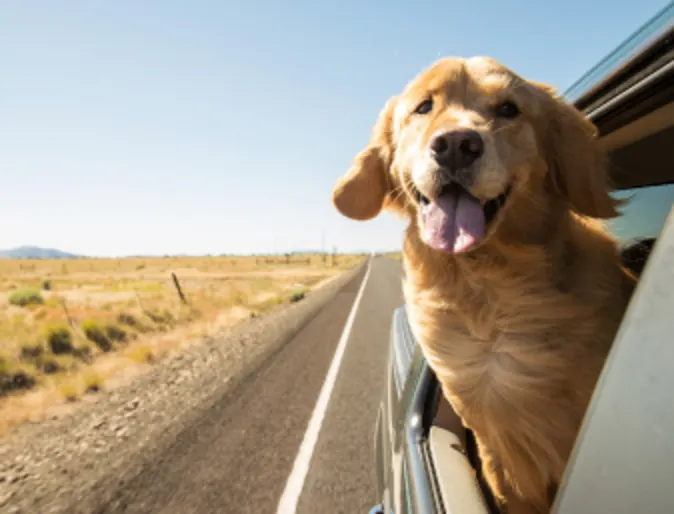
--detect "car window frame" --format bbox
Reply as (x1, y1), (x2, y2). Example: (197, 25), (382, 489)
(552, 205), (674, 514)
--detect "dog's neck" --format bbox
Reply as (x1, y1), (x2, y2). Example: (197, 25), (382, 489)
(402, 202), (578, 295)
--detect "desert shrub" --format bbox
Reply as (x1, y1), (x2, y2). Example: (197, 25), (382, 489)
(117, 311), (139, 327)
(19, 343), (44, 360)
(8, 288), (44, 307)
(0, 370), (36, 396)
(82, 371), (104, 393)
(13, 370), (36, 390)
(145, 310), (161, 324)
(58, 379), (79, 402)
(45, 324), (74, 354)
(126, 344), (155, 363)
(105, 323), (127, 343)
(72, 345), (92, 362)
(288, 287), (308, 304)
(41, 358), (61, 375)
(117, 311), (148, 334)
(161, 308), (175, 323)
(81, 320), (112, 352)
(145, 308), (175, 326)
(289, 291), (305, 303)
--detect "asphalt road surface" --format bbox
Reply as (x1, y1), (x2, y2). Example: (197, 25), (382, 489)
(96, 256), (403, 514)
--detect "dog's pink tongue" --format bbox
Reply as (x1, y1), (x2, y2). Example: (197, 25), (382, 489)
(420, 189), (486, 254)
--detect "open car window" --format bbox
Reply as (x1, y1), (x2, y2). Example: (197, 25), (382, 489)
(552, 206), (674, 514)
(553, 7), (674, 511)
(607, 182), (674, 245)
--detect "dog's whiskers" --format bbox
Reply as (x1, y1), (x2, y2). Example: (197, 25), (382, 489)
(489, 121), (517, 136)
(388, 184), (408, 205)
(514, 184), (549, 211)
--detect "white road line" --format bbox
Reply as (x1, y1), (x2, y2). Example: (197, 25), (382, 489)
(275, 258), (372, 514)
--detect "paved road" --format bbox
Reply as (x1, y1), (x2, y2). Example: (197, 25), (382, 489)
(96, 256), (403, 514)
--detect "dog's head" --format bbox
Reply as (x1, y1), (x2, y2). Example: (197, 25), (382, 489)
(332, 57), (620, 255)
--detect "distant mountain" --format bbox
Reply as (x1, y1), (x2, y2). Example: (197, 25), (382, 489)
(0, 246), (82, 259)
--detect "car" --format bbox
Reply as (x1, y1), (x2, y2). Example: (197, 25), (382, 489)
(369, 5), (674, 514)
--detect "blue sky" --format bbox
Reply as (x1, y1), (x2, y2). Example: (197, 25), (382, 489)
(0, 0), (668, 257)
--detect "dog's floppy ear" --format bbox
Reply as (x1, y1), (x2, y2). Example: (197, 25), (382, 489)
(537, 83), (622, 219)
(332, 96), (397, 221)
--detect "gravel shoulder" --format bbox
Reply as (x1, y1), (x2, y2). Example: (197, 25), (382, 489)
(0, 262), (365, 514)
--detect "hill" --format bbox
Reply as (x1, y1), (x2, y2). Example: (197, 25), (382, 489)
(0, 246), (81, 259)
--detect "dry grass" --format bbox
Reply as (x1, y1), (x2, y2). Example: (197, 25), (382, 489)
(0, 253), (364, 435)
(81, 370), (105, 393)
(58, 378), (80, 402)
(125, 343), (155, 364)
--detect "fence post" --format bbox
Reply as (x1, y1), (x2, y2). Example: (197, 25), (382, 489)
(171, 273), (188, 304)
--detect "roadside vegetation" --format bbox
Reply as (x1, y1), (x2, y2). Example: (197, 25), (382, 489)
(0, 253), (363, 435)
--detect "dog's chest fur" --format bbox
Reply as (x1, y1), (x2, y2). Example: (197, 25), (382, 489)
(404, 270), (599, 392)
(401, 230), (633, 509)
(402, 250), (623, 421)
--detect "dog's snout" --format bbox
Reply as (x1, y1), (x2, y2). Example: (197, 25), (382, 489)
(430, 129), (484, 170)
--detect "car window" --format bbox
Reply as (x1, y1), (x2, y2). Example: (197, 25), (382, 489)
(552, 181), (674, 514)
(606, 182), (674, 242)
(563, 3), (673, 106)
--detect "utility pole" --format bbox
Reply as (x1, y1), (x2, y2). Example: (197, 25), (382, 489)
(321, 229), (327, 264)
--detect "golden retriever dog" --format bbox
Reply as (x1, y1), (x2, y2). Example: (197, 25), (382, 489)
(331, 57), (637, 513)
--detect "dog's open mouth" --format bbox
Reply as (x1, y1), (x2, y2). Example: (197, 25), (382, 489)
(414, 182), (511, 254)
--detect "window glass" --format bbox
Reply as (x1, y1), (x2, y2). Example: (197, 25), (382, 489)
(563, 3), (674, 104)
(605, 182), (674, 242)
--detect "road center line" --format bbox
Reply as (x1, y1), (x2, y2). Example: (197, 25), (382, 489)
(275, 258), (372, 514)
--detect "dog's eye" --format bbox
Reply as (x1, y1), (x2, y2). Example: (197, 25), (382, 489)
(495, 101), (520, 119)
(414, 98), (433, 115)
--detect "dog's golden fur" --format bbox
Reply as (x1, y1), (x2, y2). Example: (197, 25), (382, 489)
(332, 57), (637, 513)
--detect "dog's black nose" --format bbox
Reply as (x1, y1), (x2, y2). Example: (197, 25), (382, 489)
(430, 130), (484, 170)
